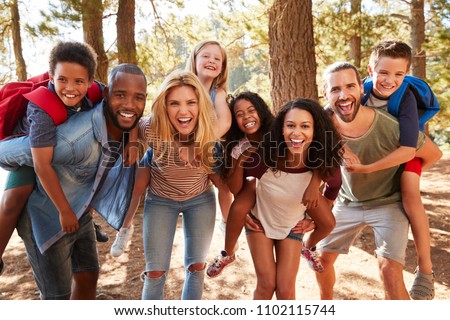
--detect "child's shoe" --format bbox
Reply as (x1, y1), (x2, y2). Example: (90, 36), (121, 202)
(94, 223), (109, 242)
(409, 267), (435, 300)
(301, 245), (324, 273)
(206, 250), (236, 278)
(110, 225), (134, 257)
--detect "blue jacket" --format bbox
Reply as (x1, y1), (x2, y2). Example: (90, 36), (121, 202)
(0, 103), (135, 253)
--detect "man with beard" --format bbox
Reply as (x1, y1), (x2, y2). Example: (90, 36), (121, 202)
(316, 61), (440, 300)
(0, 64), (147, 299)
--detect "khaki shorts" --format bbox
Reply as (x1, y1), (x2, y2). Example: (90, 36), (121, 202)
(318, 202), (409, 265)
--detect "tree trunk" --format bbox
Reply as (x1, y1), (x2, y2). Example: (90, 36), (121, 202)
(10, 0), (27, 80)
(81, 0), (108, 84)
(268, 0), (317, 111)
(410, 0), (426, 79)
(117, 0), (137, 64)
(349, 0), (362, 68)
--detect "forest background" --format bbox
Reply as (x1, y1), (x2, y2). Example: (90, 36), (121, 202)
(0, 0), (449, 146)
(0, 0), (449, 303)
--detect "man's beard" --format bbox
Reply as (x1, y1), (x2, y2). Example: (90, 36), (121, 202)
(104, 103), (141, 131)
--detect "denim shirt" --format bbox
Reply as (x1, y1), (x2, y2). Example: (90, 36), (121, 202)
(0, 103), (135, 253)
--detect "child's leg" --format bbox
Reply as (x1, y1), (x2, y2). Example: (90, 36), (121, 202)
(209, 173), (233, 224)
(111, 167), (151, 258)
(303, 195), (336, 250)
(0, 168), (36, 260)
(224, 179), (256, 255)
(401, 169), (432, 274)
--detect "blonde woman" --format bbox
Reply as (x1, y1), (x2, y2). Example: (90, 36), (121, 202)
(136, 70), (218, 300)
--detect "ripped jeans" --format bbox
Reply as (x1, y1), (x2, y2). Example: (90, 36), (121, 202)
(141, 187), (216, 300)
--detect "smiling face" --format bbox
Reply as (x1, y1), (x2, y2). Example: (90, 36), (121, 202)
(368, 56), (409, 98)
(195, 44), (223, 82)
(166, 85), (199, 140)
(104, 72), (147, 133)
(233, 98), (262, 138)
(282, 108), (314, 158)
(50, 62), (92, 108)
(323, 68), (363, 123)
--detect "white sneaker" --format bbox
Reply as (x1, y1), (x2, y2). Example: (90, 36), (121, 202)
(110, 225), (134, 257)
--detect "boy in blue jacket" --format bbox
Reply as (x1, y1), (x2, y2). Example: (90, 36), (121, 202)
(0, 41), (106, 276)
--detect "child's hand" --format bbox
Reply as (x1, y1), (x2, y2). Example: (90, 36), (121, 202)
(291, 218), (315, 234)
(345, 163), (373, 173)
(60, 210), (79, 233)
(343, 146), (360, 166)
(302, 184), (320, 209)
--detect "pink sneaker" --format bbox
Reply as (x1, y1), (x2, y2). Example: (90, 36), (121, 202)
(206, 250), (236, 278)
(301, 246), (324, 273)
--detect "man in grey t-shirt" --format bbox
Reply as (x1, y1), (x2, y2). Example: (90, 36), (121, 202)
(315, 62), (439, 300)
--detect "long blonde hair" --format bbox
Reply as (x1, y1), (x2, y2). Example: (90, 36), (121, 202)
(186, 40), (228, 92)
(150, 70), (217, 172)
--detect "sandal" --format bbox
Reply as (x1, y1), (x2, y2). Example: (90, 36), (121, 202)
(409, 267), (435, 300)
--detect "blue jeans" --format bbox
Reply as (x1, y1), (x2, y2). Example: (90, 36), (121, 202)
(141, 187), (216, 300)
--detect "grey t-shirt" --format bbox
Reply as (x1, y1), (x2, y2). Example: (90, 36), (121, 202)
(337, 109), (425, 207)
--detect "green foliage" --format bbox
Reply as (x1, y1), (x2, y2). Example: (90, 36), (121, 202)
(0, 1), (12, 83)
(313, 0), (409, 79)
(424, 0), (450, 140)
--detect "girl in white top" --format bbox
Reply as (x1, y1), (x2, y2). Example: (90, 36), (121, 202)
(245, 98), (343, 300)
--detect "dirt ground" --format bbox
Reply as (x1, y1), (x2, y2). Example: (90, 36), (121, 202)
(0, 154), (449, 300)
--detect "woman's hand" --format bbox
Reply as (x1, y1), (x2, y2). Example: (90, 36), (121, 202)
(291, 217), (315, 234)
(244, 214), (264, 232)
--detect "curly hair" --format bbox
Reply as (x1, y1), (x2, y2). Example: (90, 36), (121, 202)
(48, 41), (97, 80)
(220, 91), (274, 179)
(263, 98), (343, 179)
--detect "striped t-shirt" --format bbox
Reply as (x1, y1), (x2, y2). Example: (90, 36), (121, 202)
(138, 117), (211, 201)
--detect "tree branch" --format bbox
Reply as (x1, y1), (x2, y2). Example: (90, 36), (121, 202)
(149, 0), (171, 55)
(390, 13), (410, 23)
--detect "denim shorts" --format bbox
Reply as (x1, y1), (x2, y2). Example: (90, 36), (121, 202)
(244, 213), (304, 242)
(17, 211), (99, 299)
(4, 166), (36, 190)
